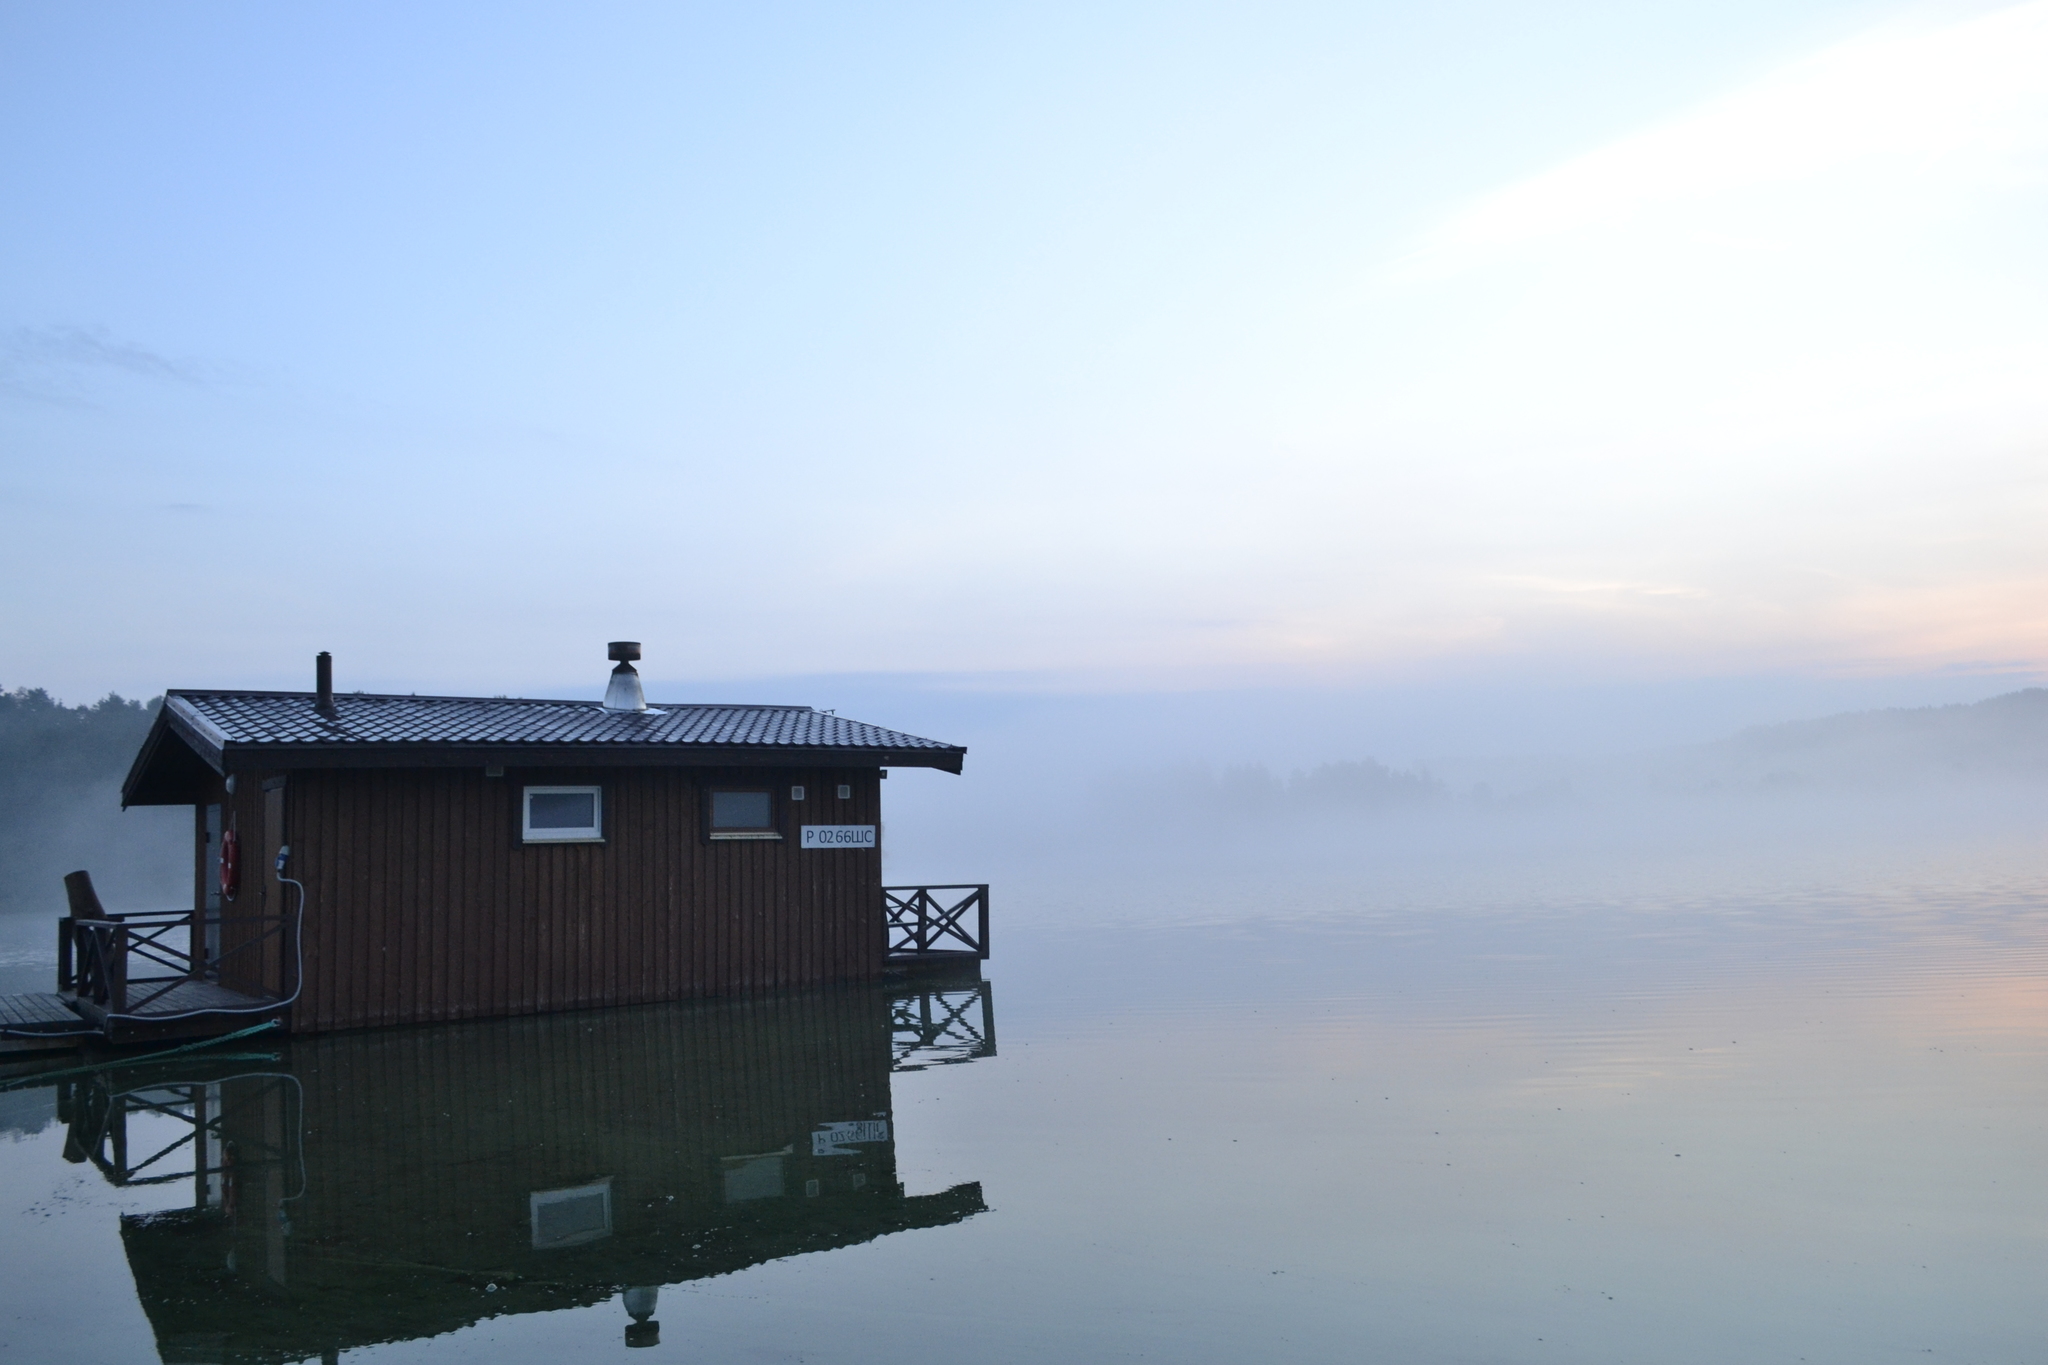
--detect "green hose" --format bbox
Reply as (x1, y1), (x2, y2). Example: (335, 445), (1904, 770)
(0, 1019), (283, 1090)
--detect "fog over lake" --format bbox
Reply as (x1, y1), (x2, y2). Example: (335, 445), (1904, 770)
(1, 681), (2043, 1362)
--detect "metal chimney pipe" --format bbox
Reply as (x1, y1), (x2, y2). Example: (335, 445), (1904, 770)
(603, 641), (647, 712)
(316, 651), (337, 718)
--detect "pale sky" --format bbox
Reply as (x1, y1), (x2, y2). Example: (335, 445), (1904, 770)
(3, 0), (2044, 705)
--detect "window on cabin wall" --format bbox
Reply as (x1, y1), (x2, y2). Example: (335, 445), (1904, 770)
(522, 785), (603, 843)
(708, 788), (779, 840)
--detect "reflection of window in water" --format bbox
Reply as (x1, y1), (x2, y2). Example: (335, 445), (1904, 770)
(722, 1150), (789, 1203)
(530, 1178), (612, 1249)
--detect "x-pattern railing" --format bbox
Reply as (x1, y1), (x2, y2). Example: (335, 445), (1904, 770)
(884, 884), (990, 959)
(61, 910), (288, 1015)
(891, 982), (997, 1071)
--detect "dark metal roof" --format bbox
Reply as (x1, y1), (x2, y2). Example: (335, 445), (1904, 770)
(124, 689), (966, 804)
(169, 690), (958, 751)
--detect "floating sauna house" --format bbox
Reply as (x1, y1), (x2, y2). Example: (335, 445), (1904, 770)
(31, 645), (987, 1043)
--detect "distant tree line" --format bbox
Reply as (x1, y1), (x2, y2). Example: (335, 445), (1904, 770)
(0, 687), (158, 798)
(0, 688), (185, 915)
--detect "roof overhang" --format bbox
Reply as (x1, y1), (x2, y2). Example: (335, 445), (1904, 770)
(122, 699), (229, 807)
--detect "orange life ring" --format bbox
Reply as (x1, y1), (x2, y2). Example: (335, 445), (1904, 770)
(219, 826), (241, 902)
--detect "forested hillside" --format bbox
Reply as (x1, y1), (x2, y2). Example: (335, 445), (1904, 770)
(1677, 687), (2048, 790)
(0, 688), (187, 915)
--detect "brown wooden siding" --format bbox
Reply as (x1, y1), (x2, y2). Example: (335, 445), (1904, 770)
(271, 765), (884, 1032)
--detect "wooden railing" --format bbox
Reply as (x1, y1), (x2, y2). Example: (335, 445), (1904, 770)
(59, 911), (288, 1015)
(883, 885), (989, 960)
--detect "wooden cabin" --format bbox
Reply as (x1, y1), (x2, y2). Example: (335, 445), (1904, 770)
(69, 645), (986, 1039)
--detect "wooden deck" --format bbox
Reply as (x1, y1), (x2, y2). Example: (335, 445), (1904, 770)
(0, 992), (84, 1033)
(55, 904), (290, 1045)
(68, 980), (284, 1044)
(1, 980), (284, 1054)
(0, 992), (93, 1055)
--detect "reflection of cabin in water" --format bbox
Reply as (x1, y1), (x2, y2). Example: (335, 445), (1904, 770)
(19, 646), (991, 1044)
(62, 978), (994, 1360)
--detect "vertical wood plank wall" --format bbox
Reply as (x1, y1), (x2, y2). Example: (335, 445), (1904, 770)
(282, 766), (886, 1032)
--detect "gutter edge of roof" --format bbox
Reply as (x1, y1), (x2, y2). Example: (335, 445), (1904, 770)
(165, 695), (233, 754)
(213, 742), (968, 775)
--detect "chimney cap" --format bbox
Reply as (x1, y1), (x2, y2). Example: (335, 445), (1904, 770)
(607, 641), (642, 663)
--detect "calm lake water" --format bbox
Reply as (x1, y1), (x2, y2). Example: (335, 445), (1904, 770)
(1, 814), (2044, 1363)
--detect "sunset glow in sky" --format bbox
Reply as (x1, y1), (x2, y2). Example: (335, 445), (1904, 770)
(3, 1), (2044, 703)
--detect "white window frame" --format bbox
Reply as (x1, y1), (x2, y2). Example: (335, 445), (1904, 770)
(522, 785), (604, 844)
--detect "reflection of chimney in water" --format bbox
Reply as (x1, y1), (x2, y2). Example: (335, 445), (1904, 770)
(623, 1287), (660, 1347)
(603, 641), (647, 712)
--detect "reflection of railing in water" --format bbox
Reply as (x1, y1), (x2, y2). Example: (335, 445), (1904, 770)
(891, 980), (997, 1071)
(60, 1069), (304, 1197)
(884, 884), (990, 959)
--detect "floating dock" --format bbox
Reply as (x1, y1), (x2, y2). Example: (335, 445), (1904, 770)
(1, 980), (285, 1056)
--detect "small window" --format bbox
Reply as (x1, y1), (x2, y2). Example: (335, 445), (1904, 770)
(836, 784), (852, 800)
(790, 785), (806, 801)
(709, 789), (779, 840)
(523, 785), (603, 843)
